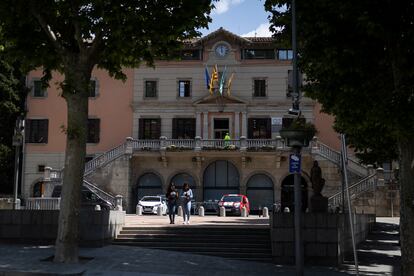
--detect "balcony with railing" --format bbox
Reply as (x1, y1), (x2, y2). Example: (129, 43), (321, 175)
(130, 136), (291, 152)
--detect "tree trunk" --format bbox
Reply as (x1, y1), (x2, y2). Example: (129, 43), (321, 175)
(399, 138), (414, 276)
(54, 65), (91, 263)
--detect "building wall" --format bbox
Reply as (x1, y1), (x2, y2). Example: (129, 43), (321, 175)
(23, 68), (134, 196)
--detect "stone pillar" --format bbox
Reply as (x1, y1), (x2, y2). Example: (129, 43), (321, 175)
(234, 112), (240, 138)
(195, 136), (202, 151)
(203, 112), (209, 139)
(160, 136), (167, 151)
(196, 112), (202, 137)
(241, 112), (247, 137)
(125, 137), (134, 155)
(240, 136), (247, 151)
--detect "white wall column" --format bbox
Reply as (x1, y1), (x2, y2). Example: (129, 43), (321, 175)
(203, 112), (209, 139)
(241, 112), (247, 137)
(234, 112), (240, 138)
(196, 112), (202, 137)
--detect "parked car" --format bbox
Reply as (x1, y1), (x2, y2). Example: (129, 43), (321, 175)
(218, 194), (250, 216)
(137, 196), (167, 215)
(51, 185), (114, 211)
(202, 199), (219, 214)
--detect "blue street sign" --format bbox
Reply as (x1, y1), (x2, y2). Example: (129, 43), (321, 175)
(289, 154), (301, 173)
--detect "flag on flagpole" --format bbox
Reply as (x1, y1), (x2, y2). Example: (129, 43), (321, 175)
(209, 64), (218, 95)
(204, 66), (210, 90)
(219, 66), (227, 95)
(227, 73), (235, 96)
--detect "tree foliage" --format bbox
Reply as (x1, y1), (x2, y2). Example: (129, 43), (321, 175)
(0, 0), (213, 263)
(265, 1), (414, 274)
(0, 48), (26, 194)
(265, 0), (414, 165)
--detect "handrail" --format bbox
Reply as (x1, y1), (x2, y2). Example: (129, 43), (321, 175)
(328, 173), (377, 208)
(312, 141), (368, 177)
(83, 179), (116, 206)
(84, 143), (127, 176)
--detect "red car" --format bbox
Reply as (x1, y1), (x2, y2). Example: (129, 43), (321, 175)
(218, 194), (250, 216)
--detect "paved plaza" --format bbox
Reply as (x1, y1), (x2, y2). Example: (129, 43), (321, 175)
(0, 216), (400, 275)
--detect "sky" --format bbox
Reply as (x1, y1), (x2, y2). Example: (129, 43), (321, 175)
(200, 0), (273, 37)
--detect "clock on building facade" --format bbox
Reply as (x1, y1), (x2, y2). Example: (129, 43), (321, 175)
(215, 43), (229, 57)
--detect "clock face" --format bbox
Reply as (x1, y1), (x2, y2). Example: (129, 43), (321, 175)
(215, 44), (229, 57)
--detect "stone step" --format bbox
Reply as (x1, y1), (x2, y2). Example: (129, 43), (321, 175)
(115, 235), (269, 243)
(118, 232), (269, 239)
(112, 243), (271, 253)
(113, 240), (271, 249)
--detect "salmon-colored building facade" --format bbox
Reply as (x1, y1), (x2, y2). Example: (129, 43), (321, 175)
(23, 29), (350, 213)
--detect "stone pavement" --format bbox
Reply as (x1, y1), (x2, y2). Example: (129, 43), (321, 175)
(0, 217), (400, 276)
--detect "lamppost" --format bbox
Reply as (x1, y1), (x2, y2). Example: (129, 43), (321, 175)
(280, 0), (305, 275)
(12, 116), (24, 210)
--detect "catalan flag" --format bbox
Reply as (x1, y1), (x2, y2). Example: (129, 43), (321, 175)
(209, 64), (219, 95)
(227, 72), (234, 96)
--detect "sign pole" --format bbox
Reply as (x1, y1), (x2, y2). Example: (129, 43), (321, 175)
(293, 147), (303, 275)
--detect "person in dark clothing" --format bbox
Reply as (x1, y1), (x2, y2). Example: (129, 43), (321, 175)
(166, 183), (178, 224)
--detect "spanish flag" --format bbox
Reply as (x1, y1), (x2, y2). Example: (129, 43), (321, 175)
(227, 73), (235, 96)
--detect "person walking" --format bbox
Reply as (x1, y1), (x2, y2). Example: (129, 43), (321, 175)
(166, 183), (178, 224)
(181, 183), (193, 224)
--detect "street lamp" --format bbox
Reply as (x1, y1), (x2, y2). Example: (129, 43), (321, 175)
(12, 116), (24, 210)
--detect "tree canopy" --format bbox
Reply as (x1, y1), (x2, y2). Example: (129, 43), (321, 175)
(265, 0), (414, 165)
(265, 0), (414, 274)
(0, 45), (26, 194)
(0, 0), (214, 263)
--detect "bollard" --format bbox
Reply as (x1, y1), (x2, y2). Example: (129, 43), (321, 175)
(219, 206), (226, 217)
(94, 205), (101, 211)
(262, 207), (269, 218)
(241, 207), (248, 217)
(157, 205), (163, 216)
(136, 205), (143, 215)
(198, 206), (205, 217)
(177, 206), (183, 217)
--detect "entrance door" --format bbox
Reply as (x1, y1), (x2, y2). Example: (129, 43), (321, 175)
(281, 174), (308, 212)
(214, 118), (229, 139)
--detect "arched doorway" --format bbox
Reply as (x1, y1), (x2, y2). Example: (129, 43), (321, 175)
(281, 174), (308, 212)
(136, 173), (163, 201)
(203, 160), (239, 201)
(170, 173), (197, 201)
(33, 181), (43, 197)
(246, 174), (274, 212)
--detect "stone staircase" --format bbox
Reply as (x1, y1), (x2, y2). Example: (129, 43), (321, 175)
(112, 226), (272, 262)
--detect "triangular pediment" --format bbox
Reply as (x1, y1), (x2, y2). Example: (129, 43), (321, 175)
(196, 27), (251, 45)
(194, 94), (247, 105)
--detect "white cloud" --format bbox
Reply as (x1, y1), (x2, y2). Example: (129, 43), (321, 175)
(242, 23), (272, 37)
(212, 0), (245, 15)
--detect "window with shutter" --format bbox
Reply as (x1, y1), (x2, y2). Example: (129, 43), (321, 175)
(25, 119), (48, 143)
(87, 118), (100, 143)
